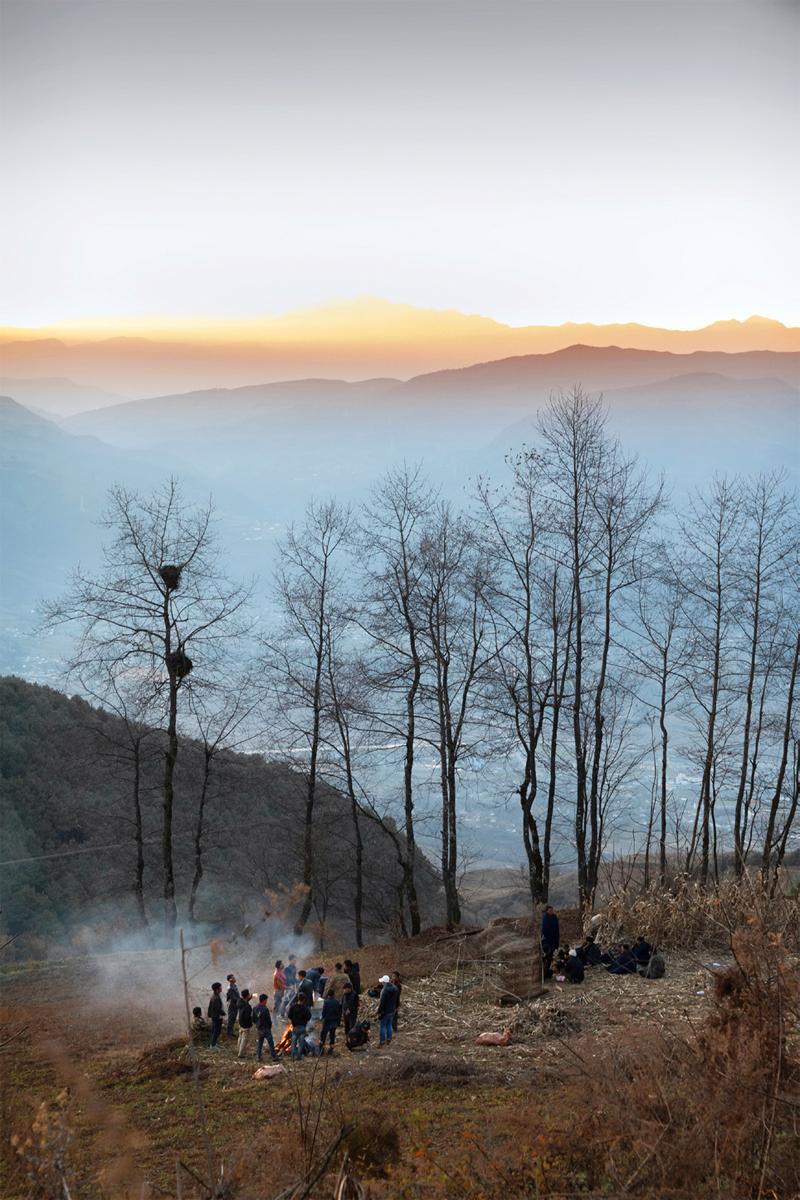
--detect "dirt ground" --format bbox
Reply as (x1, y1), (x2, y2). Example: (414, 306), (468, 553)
(0, 926), (728, 1199)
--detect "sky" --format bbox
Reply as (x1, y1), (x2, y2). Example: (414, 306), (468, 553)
(1, 0), (798, 330)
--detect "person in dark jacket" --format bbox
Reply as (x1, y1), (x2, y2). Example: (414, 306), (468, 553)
(287, 993), (311, 1060)
(541, 907), (560, 976)
(607, 944), (638, 975)
(346, 1019), (370, 1051)
(254, 994), (279, 1062)
(344, 959), (362, 995)
(319, 994), (341, 1054)
(282, 955), (298, 1015)
(341, 982), (359, 1035)
(236, 989), (255, 1058)
(376, 975), (398, 1046)
(207, 982), (224, 1048)
(225, 974), (240, 1039)
(297, 970), (315, 1004)
(578, 934), (604, 967)
(632, 936), (653, 969)
(564, 950), (585, 984)
(391, 971), (403, 1033)
(305, 966), (321, 997)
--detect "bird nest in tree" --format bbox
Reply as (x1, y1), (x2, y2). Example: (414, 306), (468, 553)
(159, 564), (182, 591)
(168, 649), (193, 678)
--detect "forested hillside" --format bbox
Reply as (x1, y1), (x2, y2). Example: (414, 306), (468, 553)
(0, 677), (440, 956)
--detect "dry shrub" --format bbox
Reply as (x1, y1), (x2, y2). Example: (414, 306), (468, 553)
(540, 908), (800, 1197)
(128, 1035), (204, 1081)
(393, 1055), (476, 1084)
(603, 874), (800, 950)
(509, 1001), (581, 1038)
(343, 1117), (401, 1177)
(10, 1089), (76, 1200)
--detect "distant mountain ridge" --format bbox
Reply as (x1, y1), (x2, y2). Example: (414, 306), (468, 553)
(2, 299), (798, 397)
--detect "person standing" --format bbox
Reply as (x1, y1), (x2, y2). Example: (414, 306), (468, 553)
(254, 993), (279, 1062)
(319, 993), (341, 1055)
(390, 971), (403, 1033)
(341, 982), (359, 1036)
(323, 962), (351, 1001)
(376, 974), (398, 1047)
(273, 960), (287, 1017)
(541, 906), (560, 977)
(305, 965), (321, 997)
(236, 989), (255, 1058)
(287, 992), (311, 1060)
(297, 970), (315, 1004)
(207, 982), (224, 1049)
(225, 974), (240, 1039)
(344, 959), (362, 995)
(283, 954), (298, 1015)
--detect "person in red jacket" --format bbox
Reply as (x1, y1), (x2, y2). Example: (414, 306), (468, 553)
(273, 959), (287, 1016)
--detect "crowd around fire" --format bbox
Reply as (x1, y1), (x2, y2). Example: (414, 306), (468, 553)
(193, 956), (400, 1062)
(189, 907), (667, 1064)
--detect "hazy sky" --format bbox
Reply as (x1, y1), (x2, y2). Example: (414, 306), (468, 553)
(1, 0), (798, 328)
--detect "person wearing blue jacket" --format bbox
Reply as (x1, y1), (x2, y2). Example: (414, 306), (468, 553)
(376, 975), (399, 1046)
(607, 944), (638, 975)
(319, 994), (342, 1055)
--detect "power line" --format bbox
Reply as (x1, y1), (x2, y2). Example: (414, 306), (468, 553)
(0, 838), (162, 867)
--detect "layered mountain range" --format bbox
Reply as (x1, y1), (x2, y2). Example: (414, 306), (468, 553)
(2, 300), (799, 399)
(1, 331), (798, 680)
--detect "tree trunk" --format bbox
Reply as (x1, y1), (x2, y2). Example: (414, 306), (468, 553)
(761, 628), (800, 883)
(734, 541), (762, 874)
(587, 529), (613, 904)
(658, 649), (669, 885)
(189, 747), (212, 924)
(132, 737), (149, 933)
(163, 672), (179, 935)
(402, 621), (422, 935)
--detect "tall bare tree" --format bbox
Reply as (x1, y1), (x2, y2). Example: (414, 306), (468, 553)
(677, 478), (743, 885)
(264, 498), (351, 936)
(419, 502), (491, 927)
(732, 473), (798, 873)
(186, 675), (261, 924)
(45, 479), (251, 934)
(357, 466), (436, 935)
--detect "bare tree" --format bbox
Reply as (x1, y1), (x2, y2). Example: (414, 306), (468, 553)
(676, 478), (743, 885)
(44, 479), (251, 934)
(186, 674), (261, 924)
(419, 502), (492, 927)
(264, 499), (351, 936)
(357, 465), (436, 935)
(80, 669), (159, 933)
(476, 468), (554, 910)
(732, 473), (798, 873)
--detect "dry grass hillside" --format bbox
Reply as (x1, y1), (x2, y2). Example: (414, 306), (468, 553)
(1, 886), (798, 1199)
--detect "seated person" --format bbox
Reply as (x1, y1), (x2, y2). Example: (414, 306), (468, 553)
(564, 949), (585, 984)
(631, 936), (653, 968)
(578, 934), (603, 967)
(606, 943), (638, 975)
(553, 944), (571, 974)
(345, 1019), (371, 1051)
(640, 949), (665, 979)
(190, 1006), (209, 1042)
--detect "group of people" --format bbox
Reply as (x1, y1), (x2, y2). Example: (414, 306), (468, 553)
(540, 905), (666, 984)
(195, 957), (403, 1063)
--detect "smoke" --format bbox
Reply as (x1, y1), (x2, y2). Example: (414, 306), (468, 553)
(49, 903), (323, 1032)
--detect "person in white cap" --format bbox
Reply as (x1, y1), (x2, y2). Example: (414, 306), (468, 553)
(565, 948), (585, 984)
(376, 974), (399, 1046)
